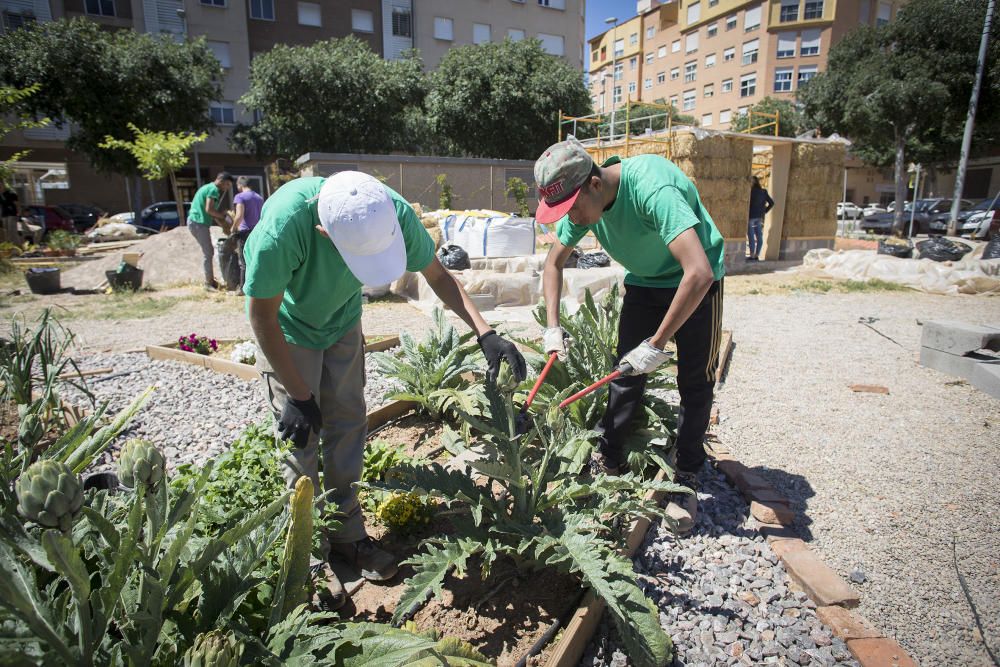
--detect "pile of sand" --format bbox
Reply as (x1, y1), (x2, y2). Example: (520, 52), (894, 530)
(64, 226), (228, 289)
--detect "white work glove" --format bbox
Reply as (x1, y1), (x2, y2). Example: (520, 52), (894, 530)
(543, 327), (571, 359)
(620, 339), (673, 376)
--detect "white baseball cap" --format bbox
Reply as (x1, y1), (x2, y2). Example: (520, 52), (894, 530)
(317, 171), (405, 287)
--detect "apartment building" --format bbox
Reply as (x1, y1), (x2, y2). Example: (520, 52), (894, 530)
(1, 0), (584, 211)
(588, 0), (906, 131)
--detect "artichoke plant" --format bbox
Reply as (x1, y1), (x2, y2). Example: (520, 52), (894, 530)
(118, 439), (166, 491)
(15, 459), (84, 532)
(182, 630), (243, 667)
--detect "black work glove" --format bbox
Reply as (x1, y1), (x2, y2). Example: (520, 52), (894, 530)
(277, 394), (322, 449)
(477, 330), (527, 384)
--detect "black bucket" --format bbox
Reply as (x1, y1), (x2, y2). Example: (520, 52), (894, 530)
(106, 266), (143, 291)
(25, 267), (61, 294)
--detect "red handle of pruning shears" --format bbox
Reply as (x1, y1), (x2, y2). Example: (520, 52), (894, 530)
(557, 363), (632, 409)
(521, 352), (558, 414)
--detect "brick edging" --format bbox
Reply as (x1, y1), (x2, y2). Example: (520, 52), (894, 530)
(705, 436), (919, 667)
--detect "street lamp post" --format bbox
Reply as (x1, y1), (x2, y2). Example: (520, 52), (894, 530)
(605, 16), (619, 141)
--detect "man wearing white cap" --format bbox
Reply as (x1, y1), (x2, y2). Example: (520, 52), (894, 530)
(243, 171), (526, 608)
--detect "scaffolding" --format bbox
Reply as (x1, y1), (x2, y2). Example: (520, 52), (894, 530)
(741, 109), (781, 137)
(558, 100), (683, 160)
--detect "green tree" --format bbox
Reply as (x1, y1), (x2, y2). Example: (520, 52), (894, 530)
(232, 37), (425, 158)
(800, 0), (1000, 235)
(0, 84), (48, 185)
(100, 124), (207, 226)
(428, 38), (591, 159)
(0, 19), (221, 177)
(505, 177), (530, 216)
(729, 97), (803, 137)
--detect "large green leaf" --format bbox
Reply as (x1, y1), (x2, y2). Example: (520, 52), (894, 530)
(393, 538), (481, 625)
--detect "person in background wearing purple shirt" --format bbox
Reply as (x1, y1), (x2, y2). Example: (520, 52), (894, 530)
(232, 176), (265, 295)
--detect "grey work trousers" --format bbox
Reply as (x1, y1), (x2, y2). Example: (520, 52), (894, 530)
(187, 221), (215, 285)
(257, 323), (368, 546)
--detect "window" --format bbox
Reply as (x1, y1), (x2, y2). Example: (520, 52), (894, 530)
(614, 63), (624, 80)
(740, 72), (757, 97)
(859, 0), (870, 23)
(777, 32), (796, 57)
(657, 71), (666, 83)
(723, 46), (735, 61)
(726, 14), (737, 30)
(200, 0), (225, 6)
(630, 56), (638, 70)
(670, 67), (680, 80)
(473, 23), (491, 44)
(210, 103), (235, 125)
(686, 33), (699, 53)
(392, 7), (412, 36)
(774, 67), (793, 92)
(2, 11), (36, 30)
(672, 39), (681, 52)
(352, 9), (374, 32)
(798, 65), (818, 85)
(539, 32), (565, 55)
(249, 0), (274, 20)
(705, 53), (716, 68)
(298, 2), (321, 26)
(720, 109), (732, 123)
(206, 41), (231, 68)
(742, 39), (759, 65)
(645, 52), (654, 64)
(86, 0), (116, 16)
(877, 2), (891, 25)
(704, 83), (714, 97)
(744, 5), (761, 31)
(801, 29), (820, 55)
(722, 78), (733, 92)
(804, 0), (824, 19)
(738, 105), (750, 116)
(683, 89), (696, 111)
(647, 25), (656, 38)
(687, 1), (701, 23)
(433, 17), (453, 40)
(592, 50), (599, 62)
(780, 0), (798, 22)
(538, 0), (565, 7)
(508, 28), (525, 41)
(709, 0), (718, 5)
(684, 61), (697, 82)
(601, 45), (606, 60)
(707, 22), (718, 38)
(613, 85), (622, 104)
(628, 81), (637, 94)
(644, 78), (652, 89)
(614, 38), (624, 56)
(670, 95), (679, 107)
(702, 112), (713, 126)
(630, 32), (638, 45)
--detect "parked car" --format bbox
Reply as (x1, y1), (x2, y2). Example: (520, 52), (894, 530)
(862, 204), (887, 217)
(928, 196), (1000, 238)
(837, 202), (863, 220)
(861, 198), (966, 235)
(24, 204), (76, 236)
(59, 203), (107, 232)
(927, 199), (979, 234)
(130, 201), (192, 232)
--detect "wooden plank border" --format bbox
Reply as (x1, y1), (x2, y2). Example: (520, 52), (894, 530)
(716, 329), (734, 384)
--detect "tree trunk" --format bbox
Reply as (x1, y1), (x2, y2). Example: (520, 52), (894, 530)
(131, 174), (143, 222)
(891, 132), (908, 237)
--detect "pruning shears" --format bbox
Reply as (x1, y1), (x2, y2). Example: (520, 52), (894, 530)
(557, 362), (633, 409)
(514, 352), (558, 435)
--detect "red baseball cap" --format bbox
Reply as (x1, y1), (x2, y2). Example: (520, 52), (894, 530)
(533, 136), (595, 224)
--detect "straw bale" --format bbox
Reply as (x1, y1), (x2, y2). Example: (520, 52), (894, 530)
(428, 225), (443, 249)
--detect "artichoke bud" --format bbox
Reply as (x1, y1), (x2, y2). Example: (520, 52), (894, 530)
(183, 630), (243, 667)
(118, 439), (166, 491)
(15, 460), (84, 532)
(17, 412), (44, 447)
(545, 403), (567, 432)
(495, 362), (518, 395)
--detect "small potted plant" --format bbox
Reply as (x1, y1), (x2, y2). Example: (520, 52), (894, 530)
(178, 333), (218, 356)
(45, 230), (81, 257)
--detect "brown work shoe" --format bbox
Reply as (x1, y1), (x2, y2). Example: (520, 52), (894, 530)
(665, 469), (699, 535)
(310, 559), (345, 611)
(329, 536), (398, 582)
(588, 451), (625, 476)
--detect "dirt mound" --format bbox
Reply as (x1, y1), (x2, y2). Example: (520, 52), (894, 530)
(64, 226), (227, 289)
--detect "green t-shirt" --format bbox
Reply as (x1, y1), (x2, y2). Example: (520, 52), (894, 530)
(556, 154), (726, 288)
(243, 177), (435, 349)
(189, 182), (223, 225)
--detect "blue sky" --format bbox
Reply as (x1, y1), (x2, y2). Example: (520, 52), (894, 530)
(585, 0), (642, 41)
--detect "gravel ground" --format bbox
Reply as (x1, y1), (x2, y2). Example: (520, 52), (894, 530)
(581, 462), (860, 667)
(714, 291), (1000, 667)
(63, 350), (402, 470)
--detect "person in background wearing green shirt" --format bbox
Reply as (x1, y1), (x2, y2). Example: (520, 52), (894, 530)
(534, 137), (725, 535)
(243, 171), (526, 610)
(187, 172), (234, 289)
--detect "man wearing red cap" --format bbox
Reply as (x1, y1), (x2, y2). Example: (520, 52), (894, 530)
(534, 136), (725, 535)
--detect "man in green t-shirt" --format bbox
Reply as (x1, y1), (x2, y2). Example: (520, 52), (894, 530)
(243, 171), (526, 609)
(187, 172), (234, 289)
(534, 136), (725, 535)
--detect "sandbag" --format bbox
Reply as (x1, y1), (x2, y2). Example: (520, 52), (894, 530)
(437, 244), (471, 270)
(916, 237), (972, 262)
(877, 239), (913, 259)
(983, 236), (1000, 260)
(442, 214), (536, 258)
(577, 251), (611, 269)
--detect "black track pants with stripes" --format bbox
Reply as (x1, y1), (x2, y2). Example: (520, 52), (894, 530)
(596, 279), (724, 474)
